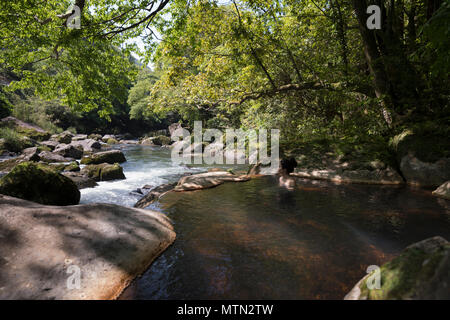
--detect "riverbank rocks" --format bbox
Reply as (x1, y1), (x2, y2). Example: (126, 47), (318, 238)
(169, 123), (182, 136)
(0, 162), (80, 205)
(102, 134), (116, 142)
(88, 133), (102, 141)
(1, 116), (51, 141)
(134, 183), (177, 208)
(0, 194), (176, 299)
(140, 137), (155, 145)
(399, 154), (450, 187)
(151, 135), (172, 146)
(70, 139), (102, 153)
(62, 171), (98, 189)
(291, 166), (404, 185)
(38, 151), (74, 163)
(345, 236), (450, 300)
(21, 147), (40, 162)
(81, 150), (126, 165)
(53, 144), (83, 159)
(81, 163), (125, 181)
(174, 171), (250, 192)
(40, 140), (59, 151)
(432, 181), (450, 200)
(55, 131), (73, 144)
(72, 134), (88, 141)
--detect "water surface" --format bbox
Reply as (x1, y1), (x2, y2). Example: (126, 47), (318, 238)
(80, 145), (450, 299)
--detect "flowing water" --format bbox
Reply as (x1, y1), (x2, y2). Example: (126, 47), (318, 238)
(80, 145), (450, 300)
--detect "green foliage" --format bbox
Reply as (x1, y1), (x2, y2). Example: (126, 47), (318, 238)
(0, 127), (25, 152)
(128, 69), (160, 121)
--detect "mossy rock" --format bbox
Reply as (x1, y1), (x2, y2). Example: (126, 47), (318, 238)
(81, 163), (125, 181)
(80, 150), (126, 165)
(0, 158), (22, 172)
(152, 135), (172, 146)
(16, 127), (51, 142)
(0, 162), (80, 205)
(107, 138), (119, 144)
(356, 236), (450, 300)
(64, 161), (80, 172)
(88, 133), (102, 141)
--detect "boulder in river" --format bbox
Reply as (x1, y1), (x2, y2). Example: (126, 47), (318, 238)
(72, 134), (88, 141)
(53, 144), (83, 159)
(81, 149), (126, 165)
(52, 131), (73, 144)
(62, 171), (98, 189)
(0, 162), (80, 205)
(344, 236), (450, 300)
(169, 123), (182, 136)
(38, 151), (74, 163)
(88, 133), (103, 141)
(399, 154), (450, 187)
(432, 181), (450, 200)
(150, 135), (172, 146)
(174, 171), (250, 192)
(102, 134), (116, 142)
(81, 163), (126, 181)
(40, 140), (59, 151)
(70, 139), (102, 153)
(134, 183), (177, 209)
(0, 194), (176, 299)
(21, 147), (40, 162)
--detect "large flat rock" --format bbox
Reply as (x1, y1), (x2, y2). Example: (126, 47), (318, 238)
(174, 171), (250, 191)
(0, 195), (175, 300)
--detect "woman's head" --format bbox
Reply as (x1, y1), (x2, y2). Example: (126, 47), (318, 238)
(279, 157), (297, 174)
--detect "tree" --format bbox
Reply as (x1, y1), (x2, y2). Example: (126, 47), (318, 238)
(0, 0), (170, 115)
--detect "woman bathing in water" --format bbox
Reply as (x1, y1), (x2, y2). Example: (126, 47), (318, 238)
(278, 157), (297, 189)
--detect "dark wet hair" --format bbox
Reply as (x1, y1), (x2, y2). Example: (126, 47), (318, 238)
(280, 157), (297, 174)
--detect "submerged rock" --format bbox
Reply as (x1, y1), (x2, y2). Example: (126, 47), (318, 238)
(345, 236), (450, 300)
(80, 149), (126, 165)
(174, 171), (250, 192)
(0, 194), (176, 299)
(81, 163), (126, 181)
(134, 183), (177, 209)
(0, 162), (80, 205)
(432, 181), (450, 200)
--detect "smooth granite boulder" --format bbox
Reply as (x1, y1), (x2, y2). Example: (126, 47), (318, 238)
(0, 194), (176, 299)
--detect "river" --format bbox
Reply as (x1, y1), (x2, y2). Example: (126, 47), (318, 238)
(80, 145), (450, 299)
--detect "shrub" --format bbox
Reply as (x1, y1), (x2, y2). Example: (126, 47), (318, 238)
(0, 127), (25, 152)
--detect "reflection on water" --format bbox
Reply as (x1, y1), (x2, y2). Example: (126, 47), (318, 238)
(121, 176), (450, 300)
